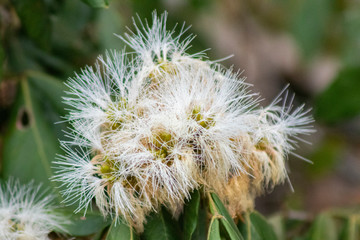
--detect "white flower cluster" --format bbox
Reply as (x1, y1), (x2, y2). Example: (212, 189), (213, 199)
(54, 12), (313, 230)
(0, 179), (65, 240)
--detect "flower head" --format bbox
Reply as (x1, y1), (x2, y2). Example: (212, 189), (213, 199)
(0, 179), (66, 240)
(54, 11), (313, 231)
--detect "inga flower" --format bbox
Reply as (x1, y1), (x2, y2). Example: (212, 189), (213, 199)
(53, 11), (313, 231)
(0, 179), (66, 240)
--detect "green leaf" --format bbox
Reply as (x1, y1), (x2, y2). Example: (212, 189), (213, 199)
(57, 209), (111, 236)
(7, 38), (43, 73)
(283, 218), (308, 240)
(339, 216), (359, 240)
(340, 9), (360, 66)
(250, 212), (278, 240)
(12, 0), (51, 49)
(290, 0), (335, 58)
(268, 214), (285, 240)
(27, 71), (67, 114)
(207, 217), (221, 240)
(52, 0), (92, 47)
(315, 67), (360, 124)
(239, 211), (278, 240)
(143, 208), (181, 240)
(209, 193), (244, 240)
(184, 190), (201, 240)
(131, 0), (162, 20)
(96, 7), (124, 50)
(308, 136), (343, 177)
(191, 201), (208, 240)
(17, 39), (73, 75)
(2, 77), (62, 199)
(106, 219), (137, 240)
(306, 213), (338, 240)
(82, 0), (109, 8)
(0, 72), (107, 238)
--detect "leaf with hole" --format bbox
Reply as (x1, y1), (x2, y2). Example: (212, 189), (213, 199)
(2, 76), (63, 199)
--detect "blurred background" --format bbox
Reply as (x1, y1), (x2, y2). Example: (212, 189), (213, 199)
(1, 0), (360, 238)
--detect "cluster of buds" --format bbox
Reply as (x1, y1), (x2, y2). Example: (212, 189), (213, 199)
(54, 12), (313, 231)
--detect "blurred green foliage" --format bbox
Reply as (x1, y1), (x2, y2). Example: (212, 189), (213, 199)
(82, 0), (109, 8)
(307, 136), (343, 177)
(239, 211), (278, 240)
(291, 0), (335, 59)
(315, 67), (360, 124)
(12, 0), (52, 49)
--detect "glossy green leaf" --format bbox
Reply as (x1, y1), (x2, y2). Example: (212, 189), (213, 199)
(184, 190), (201, 240)
(207, 217), (221, 240)
(143, 208), (181, 240)
(239, 211), (278, 240)
(82, 0), (109, 8)
(2, 77), (61, 199)
(315, 67), (360, 124)
(56, 209), (111, 236)
(106, 219), (137, 240)
(306, 213), (337, 240)
(12, 0), (51, 49)
(209, 193), (244, 240)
